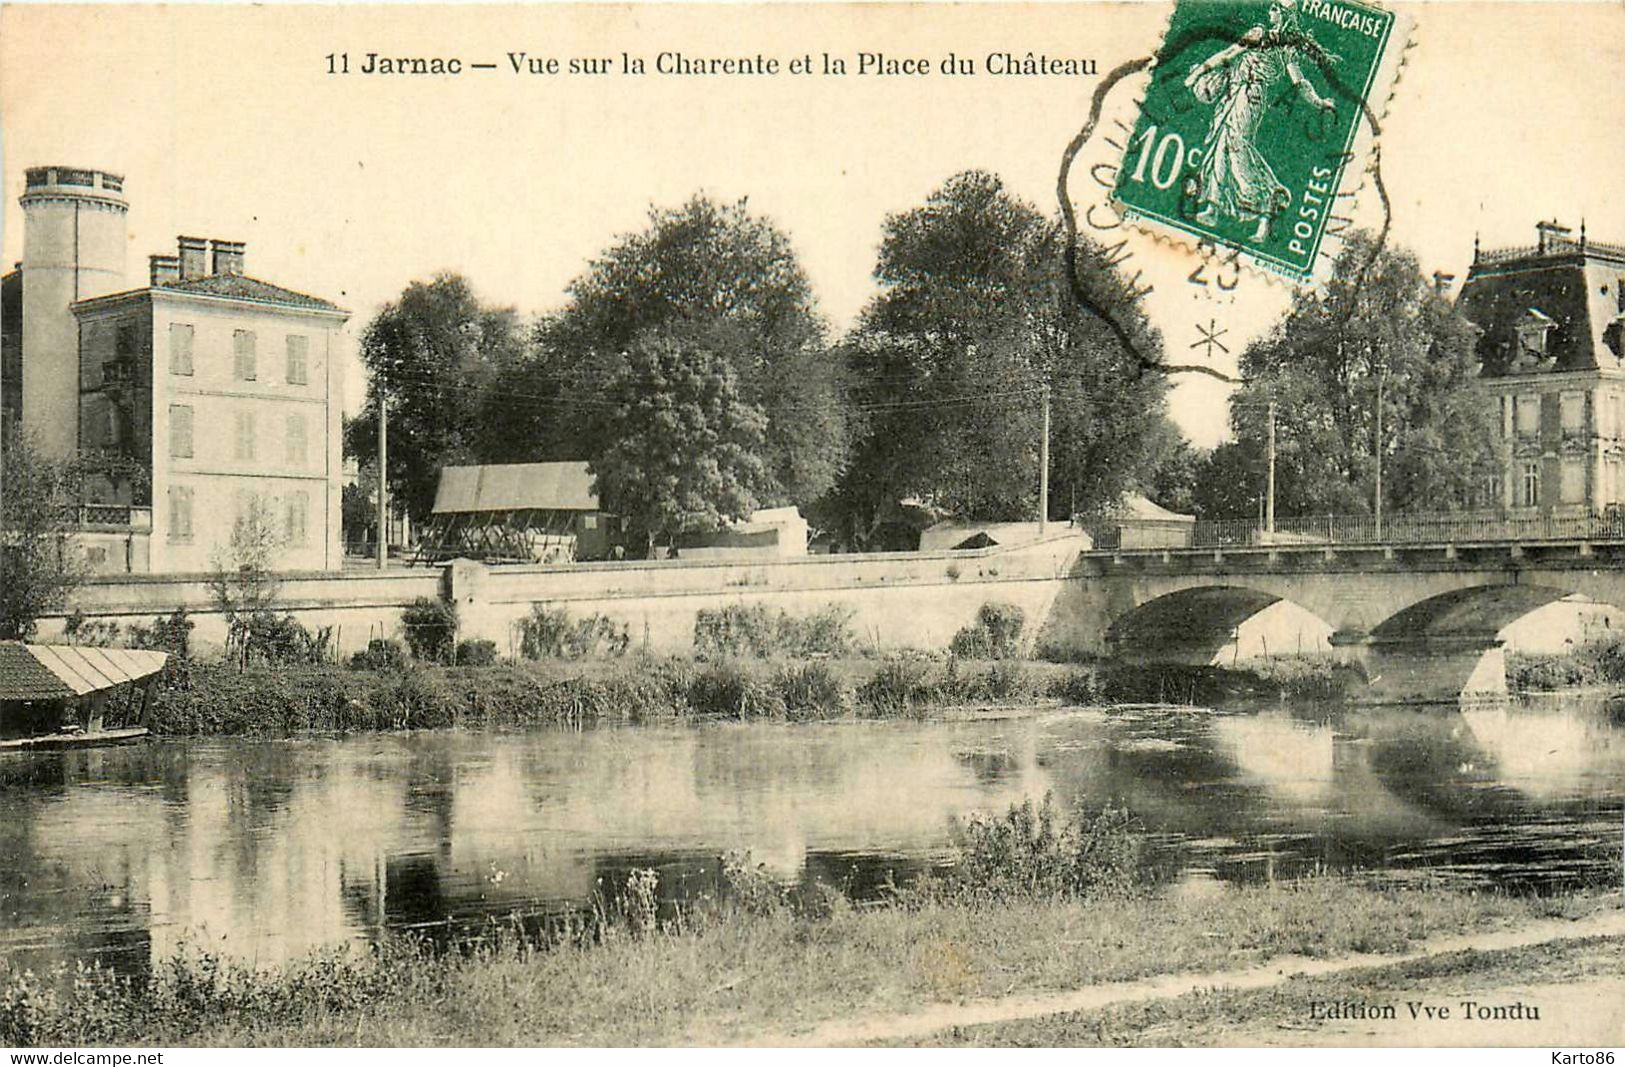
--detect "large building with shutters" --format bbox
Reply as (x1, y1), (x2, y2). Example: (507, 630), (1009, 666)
(1, 165), (349, 573)
(1459, 221), (1625, 515)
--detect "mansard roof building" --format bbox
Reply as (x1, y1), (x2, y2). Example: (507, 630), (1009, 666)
(1458, 221), (1625, 515)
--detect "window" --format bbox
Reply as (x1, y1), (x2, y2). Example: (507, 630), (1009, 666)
(169, 404), (194, 458)
(285, 335), (309, 385)
(582, 514), (598, 530)
(167, 485), (194, 542)
(169, 324), (194, 376)
(1515, 394), (1541, 438)
(1480, 474), (1503, 509)
(1561, 391), (1586, 436)
(1561, 458), (1587, 505)
(1498, 395), (1512, 439)
(234, 410), (256, 461)
(285, 492), (309, 546)
(115, 324), (136, 361)
(285, 413), (307, 466)
(233, 329), (257, 381)
(1521, 461), (1541, 508)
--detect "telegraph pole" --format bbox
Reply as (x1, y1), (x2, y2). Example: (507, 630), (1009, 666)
(1374, 364), (1385, 538)
(1038, 382), (1051, 537)
(1266, 396), (1277, 537)
(376, 388), (388, 570)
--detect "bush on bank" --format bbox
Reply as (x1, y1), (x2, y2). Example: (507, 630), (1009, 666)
(1507, 637), (1625, 691)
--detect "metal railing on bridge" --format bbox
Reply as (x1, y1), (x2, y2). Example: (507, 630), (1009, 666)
(1091, 507), (1625, 551)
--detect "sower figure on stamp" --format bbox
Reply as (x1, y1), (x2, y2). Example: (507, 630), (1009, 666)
(1183, 0), (1336, 243)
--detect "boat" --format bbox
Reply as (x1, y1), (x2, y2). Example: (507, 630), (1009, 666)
(0, 642), (168, 751)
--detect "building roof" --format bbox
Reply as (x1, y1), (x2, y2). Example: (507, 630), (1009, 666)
(1120, 493), (1195, 523)
(432, 462), (600, 515)
(0, 643), (168, 701)
(919, 520), (1045, 551)
(73, 275), (346, 315)
(1460, 234), (1625, 376)
(154, 274), (343, 311)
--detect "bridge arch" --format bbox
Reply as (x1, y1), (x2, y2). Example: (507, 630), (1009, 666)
(1104, 585), (1336, 667)
(1359, 583), (1625, 703)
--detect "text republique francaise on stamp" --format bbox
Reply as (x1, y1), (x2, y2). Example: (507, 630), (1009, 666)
(1114, 0), (1409, 286)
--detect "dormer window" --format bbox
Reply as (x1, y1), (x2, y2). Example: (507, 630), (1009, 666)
(1515, 308), (1556, 366)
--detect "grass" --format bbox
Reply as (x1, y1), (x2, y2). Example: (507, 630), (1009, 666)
(894, 934), (1625, 1047)
(2, 870), (1606, 1046)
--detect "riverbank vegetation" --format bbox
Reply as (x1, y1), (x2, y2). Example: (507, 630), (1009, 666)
(142, 652), (1371, 737)
(1, 796), (1607, 1048)
(1507, 637), (1625, 692)
(112, 595), (1373, 737)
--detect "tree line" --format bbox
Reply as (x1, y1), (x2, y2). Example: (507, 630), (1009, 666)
(342, 170), (1499, 554)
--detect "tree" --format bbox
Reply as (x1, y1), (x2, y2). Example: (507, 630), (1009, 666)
(1205, 232), (1498, 519)
(516, 195), (851, 509)
(836, 171), (1168, 539)
(0, 427), (85, 639)
(346, 274), (526, 524)
(590, 327), (772, 551)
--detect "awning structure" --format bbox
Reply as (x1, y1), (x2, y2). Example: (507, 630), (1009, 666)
(0, 643), (168, 701)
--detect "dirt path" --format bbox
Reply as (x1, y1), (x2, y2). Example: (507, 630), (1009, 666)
(734, 906), (1625, 1047)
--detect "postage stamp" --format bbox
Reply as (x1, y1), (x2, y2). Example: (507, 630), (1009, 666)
(1113, 0), (1408, 285)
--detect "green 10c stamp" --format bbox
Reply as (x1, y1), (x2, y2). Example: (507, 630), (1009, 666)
(1114, 0), (1407, 285)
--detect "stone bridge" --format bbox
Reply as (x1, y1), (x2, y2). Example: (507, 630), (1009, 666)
(1039, 535), (1625, 703)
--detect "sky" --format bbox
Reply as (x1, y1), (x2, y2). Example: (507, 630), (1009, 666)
(4, 1), (1623, 447)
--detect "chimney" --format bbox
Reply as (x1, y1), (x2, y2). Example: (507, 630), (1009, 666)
(178, 236), (209, 280)
(1536, 219), (1572, 255)
(210, 239), (245, 277)
(1431, 271), (1455, 296)
(149, 254), (181, 287)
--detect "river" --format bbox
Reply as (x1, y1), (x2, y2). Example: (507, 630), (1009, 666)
(1, 693), (1621, 975)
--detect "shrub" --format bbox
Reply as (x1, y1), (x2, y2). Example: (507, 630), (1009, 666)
(977, 659), (1039, 701)
(949, 601), (1027, 659)
(857, 659), (934, 717)
(350, 638), (407, 672)
(127, 610), (194, 658)
(1048, 666), (1104, 705)
(952, 793), (1145, 902)
(402, 597), (458, 662)
(519, 606), (630, 660)
(774, 661), (849, 719)
(63, 611), (121, 647)
(720, 850), (788, 916)
(454, 638), (499, 666)
(686, 660), (786, 719)
(693, 603), (853, 658)
(239, 611), (333, 667)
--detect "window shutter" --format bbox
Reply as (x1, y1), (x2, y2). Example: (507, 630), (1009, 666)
(235, 410), (256, 460)
(169, 324), (194, 375)
(234, 330), (257, 381)
(286, 413), (307, 465)
(286, 335), (309, 385)
(169, 404), (194, 458)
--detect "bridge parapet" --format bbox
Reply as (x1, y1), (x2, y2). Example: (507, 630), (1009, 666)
(1089, 508), (1625, 556)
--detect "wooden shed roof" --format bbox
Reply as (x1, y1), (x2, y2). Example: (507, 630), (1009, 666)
(431, 462), (599, 515)
(0, 643), (168, 701)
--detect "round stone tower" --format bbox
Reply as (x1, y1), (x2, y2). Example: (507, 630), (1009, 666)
(19, 165), (129, 460)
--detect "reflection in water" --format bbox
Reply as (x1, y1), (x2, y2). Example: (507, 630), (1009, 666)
(1, 694), (1621, 975)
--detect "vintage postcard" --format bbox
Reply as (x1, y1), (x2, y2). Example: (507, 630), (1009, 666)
(0, 0), (1622, 1055)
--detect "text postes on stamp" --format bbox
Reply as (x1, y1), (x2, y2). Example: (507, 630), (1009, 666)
(1113, 0), (1406, 285)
